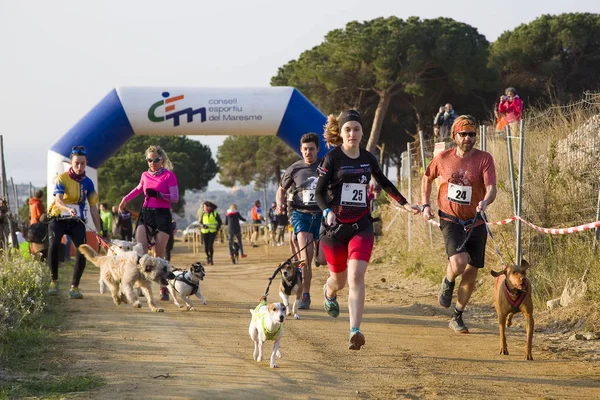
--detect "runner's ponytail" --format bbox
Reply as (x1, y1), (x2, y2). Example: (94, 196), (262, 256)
(324, 114), (343, 147)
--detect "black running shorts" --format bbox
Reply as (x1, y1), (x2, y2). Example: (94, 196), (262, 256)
(439, 220), (487, 268)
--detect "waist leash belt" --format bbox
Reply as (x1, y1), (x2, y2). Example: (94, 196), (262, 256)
(323, 214), (378, 239)
(438, 210), (478, 232)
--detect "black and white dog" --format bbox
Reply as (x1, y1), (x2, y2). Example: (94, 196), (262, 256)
(166, 262), (207, 311)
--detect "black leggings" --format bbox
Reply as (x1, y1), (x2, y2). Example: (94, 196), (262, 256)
(202, 232), (216, 261)
(48, 219), (87, 286)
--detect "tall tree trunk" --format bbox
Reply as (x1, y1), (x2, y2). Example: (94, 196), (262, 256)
(366, 89), (393, 153)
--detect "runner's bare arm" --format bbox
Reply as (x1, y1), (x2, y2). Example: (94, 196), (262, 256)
(54, 193), (76, 216)
(276, 186), (286, 212)
(421, 175), (434, 220)
(90, 204), (103, 233)
(477, 184), (497, 212)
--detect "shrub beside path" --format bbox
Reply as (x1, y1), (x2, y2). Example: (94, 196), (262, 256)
(60, 241), (600, 399)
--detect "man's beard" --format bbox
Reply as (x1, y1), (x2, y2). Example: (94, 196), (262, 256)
(459, 142), (474, 152)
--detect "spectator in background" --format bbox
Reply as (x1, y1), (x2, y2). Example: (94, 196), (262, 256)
(434, 103), (457, 141)
(276, 208), (288, 246)
(250, 200), (263, 248)
(111, 206), (119, 237)
(29, 190), (45, 224)
(497, 87), (523, 132)
(99, 203), (113, 240)
(225, 203), (247, 260)
(267, 202), (278, 246)
(199, 201), (222, 265)
(117, 208), (133, 241)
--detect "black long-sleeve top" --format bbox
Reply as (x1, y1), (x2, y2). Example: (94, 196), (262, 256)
(315, 146), (407, 223)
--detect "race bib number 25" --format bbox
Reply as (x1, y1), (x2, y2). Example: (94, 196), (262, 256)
(341, 183), (366, 207)
(447, 182), (472, 205)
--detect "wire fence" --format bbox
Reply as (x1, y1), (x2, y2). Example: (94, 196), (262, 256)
(386, 98), (600, 280)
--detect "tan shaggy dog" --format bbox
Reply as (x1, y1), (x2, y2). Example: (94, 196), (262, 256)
(79, 244), (175, 312)
(491, 260), (534, 360)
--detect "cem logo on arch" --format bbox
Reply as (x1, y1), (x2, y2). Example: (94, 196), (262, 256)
(147, 92), (207, 127)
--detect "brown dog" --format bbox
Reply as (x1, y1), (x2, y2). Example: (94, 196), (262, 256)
(491, 260), (534, 360)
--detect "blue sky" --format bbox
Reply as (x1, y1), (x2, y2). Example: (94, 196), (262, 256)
(2, 0), (599, 189)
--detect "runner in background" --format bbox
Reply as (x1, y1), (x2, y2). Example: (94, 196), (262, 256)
(250, 200), (263, 247)
(277, 132), (322, 310)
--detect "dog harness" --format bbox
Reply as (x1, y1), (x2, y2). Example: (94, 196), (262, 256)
(252, 300), (282, 341)
(175, 272), (199, 296)
(495, 275), (529, 313)
(281, 268), (302, 296)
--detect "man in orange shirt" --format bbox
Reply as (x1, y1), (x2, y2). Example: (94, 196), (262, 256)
(421, 115), (497, 334)
(29, 190), (45, 224)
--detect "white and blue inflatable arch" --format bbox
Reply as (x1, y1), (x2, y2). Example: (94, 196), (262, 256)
(47, 87), (328, 205)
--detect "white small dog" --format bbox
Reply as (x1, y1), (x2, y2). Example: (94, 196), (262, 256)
(249, 299), (286, 368)
(166, 262), (207, 310)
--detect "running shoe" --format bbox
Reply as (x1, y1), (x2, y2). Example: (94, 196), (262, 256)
(449, 313), (469, 333)
(241, 254), (248, 258)
(69, 287), (83, 299)
(160, 288), (169, 301)
(348, 328), (366, 350)
(298, 293), (311, 310)
(323, 284), (339, 318)
(438, 277), (455, 308)
(48, 281), (59, 296)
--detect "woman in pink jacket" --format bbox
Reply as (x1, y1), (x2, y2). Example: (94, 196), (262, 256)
(118, 145), (179, 259)
(497, 87), (523, 124)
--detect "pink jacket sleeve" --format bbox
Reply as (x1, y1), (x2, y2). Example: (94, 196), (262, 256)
(159, 172), (179, 203)
(124, 178), (143, 203)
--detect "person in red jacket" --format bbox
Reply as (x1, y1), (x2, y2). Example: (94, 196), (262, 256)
(497, 87), (523, 132)
(29, 190), (45, 224)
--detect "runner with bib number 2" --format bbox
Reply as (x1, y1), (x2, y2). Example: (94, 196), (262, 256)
(315, 109), (420, 350)
(421, 115), (497, 334)
(277, 133), (326, 310)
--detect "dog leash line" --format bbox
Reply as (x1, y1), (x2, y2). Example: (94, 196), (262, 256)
(262, 231), (323, 300)
(481, 212), (513, 267)
(455, 211), (481, 252)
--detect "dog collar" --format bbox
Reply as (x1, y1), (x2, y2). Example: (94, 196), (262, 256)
(502, 278), (528, 313)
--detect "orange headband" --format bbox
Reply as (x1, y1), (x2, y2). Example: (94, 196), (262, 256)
(451, 117), (477, 137)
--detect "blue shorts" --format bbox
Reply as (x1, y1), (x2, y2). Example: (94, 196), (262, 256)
(291, 210), (321, 239)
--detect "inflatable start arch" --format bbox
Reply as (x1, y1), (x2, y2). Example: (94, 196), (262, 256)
(47, 86), (328, 207)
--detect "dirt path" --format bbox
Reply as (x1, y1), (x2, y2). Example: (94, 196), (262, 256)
(61, 240), (600, 399)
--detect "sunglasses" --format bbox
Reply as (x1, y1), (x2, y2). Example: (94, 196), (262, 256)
(71, 146), (87, 155)
(146, 157), (162, 163)
(457, 131), (477, 138)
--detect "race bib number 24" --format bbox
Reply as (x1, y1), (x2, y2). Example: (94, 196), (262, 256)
(447, 182), (472, 205)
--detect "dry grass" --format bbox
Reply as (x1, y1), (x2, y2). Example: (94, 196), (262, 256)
(375, 97), (600, 330)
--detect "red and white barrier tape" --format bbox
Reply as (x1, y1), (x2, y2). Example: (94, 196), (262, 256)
(390, 205), (600, 235)
(426, 216), (517, 228)
(515, 216), (600, 235)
